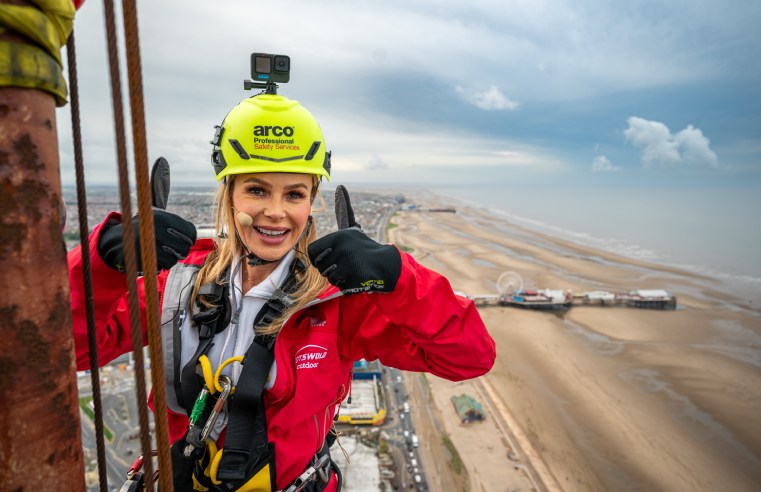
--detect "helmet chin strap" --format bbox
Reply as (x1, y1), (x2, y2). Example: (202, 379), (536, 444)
(233, 215), (313, 267)
(245, 253), (277, 267)
(232, 227), (277, 267)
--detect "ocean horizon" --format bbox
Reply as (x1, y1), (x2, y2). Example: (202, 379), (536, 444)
(432, 184), (761, 304)
(64, 182), (761, 304)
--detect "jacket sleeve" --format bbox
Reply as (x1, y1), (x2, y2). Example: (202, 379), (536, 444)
(68, 212), (157, 371)
(338, 249), (496, 381)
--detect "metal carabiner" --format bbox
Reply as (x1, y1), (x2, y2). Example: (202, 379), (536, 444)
(183, 377), (232, 458)
(184, 386), (212, 456)
(121, 450), (157, 491)
(199, 375), (232, 443)
(284, 454), (331, 492)
(125, 454), (145, 481)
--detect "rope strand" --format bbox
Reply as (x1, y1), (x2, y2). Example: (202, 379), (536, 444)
(102, 0), (156, 489)
(121, 0), (174, 489)
(67, 30), (109, 492)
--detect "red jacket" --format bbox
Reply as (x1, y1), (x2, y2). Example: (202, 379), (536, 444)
(68, 214), (496, 489)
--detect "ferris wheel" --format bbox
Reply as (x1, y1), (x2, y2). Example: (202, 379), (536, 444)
(496, 271), (524, 296)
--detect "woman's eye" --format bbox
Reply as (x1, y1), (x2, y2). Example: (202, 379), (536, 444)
(246, 186), (265, 196)
(287, 191), (307, 200)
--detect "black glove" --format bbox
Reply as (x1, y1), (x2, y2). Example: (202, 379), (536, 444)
(98, 209), (197, 272)
(308, 185), (401, 294)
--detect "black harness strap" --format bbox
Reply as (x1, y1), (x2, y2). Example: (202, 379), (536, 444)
(171, 311), (185, 411)
(215, 336), (274, 486)
(216, 258), (305, 487)
(179, 280), (231, 412)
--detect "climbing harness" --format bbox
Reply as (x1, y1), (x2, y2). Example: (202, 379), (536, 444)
(187, 260), (302, 491)
(153, 254), (343, 491)
(125, 253), (340, 492)
(124, 440), (339, 492)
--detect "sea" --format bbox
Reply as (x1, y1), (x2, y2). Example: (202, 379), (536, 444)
(431, 184), (761, 304)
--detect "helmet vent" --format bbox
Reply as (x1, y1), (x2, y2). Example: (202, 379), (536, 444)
(229, 139), (251, 160)
(304, 141), (321, 161)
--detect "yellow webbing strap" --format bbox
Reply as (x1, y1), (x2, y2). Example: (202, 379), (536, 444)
(198, 354), (217, 396)
(0, 0), (76, 105)
(191, 441), (220, 491)
(198, 354), (245, 395)
(214, 355), (244, 394)
(209, 449), (273, 491)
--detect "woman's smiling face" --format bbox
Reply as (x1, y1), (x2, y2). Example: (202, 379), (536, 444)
(231, 172), (314, 261)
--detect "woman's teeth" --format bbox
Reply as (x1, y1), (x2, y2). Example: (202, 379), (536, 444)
(256, 227), (286, 237)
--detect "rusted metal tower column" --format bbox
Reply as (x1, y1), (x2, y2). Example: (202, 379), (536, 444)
(0, 86), (85, 490)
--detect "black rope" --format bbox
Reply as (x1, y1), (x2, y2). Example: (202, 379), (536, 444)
(66, 30), (108, 492)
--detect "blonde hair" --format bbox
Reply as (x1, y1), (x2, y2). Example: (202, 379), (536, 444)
(192, 175), (328, 336)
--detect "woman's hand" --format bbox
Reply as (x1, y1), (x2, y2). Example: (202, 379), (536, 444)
(308, 186), (401, 294)
(98, 209), (197, 272)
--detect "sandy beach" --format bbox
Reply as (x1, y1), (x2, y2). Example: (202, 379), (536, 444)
(386, 191), (761, 492)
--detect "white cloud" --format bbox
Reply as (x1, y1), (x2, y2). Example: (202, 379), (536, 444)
(592, 155), (621, 172)
(455, 86), (519, 111)
(316, 109), (566, 180)
(55, 0), (753, 185)
(366, 154), (389, 170)
(674, 124), (721, 168)
(624, 117), (719, 169)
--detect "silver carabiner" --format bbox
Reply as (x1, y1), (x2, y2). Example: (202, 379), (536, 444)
(199, 375), (232, 443)
(284, 454), (331, 492)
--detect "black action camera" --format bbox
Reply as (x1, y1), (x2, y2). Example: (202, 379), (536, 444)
(251, 52), (290, 83)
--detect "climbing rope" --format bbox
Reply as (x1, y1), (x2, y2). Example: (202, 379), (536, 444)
(66, 30), (108, 492)
(101, 0), (157, 488)
(100, 0), (174, 489)
(121, 0), (175, 487)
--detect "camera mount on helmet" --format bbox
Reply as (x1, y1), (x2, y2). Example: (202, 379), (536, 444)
(243, 52), (290, 95)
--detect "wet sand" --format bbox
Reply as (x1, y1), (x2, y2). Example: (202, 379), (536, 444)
(386, 192), (761, 492)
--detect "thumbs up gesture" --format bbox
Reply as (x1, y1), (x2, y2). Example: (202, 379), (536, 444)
(308, 185), (401, 294)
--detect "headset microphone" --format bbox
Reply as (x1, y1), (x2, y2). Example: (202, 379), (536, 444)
(234, 209), (254, 227)
(231, 207), (269, 266)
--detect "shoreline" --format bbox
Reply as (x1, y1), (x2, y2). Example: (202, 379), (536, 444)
(431, 189), (761, 309)
(387, 191), (761, 492)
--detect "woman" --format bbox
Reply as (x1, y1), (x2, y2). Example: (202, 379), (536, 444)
(68, 92), (496, 491)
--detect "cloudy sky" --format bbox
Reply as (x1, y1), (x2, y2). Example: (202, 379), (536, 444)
(57, 0), (761, 188)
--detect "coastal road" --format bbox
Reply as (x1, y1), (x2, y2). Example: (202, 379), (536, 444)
(405, 370), (551, 492)
(405, 372), (460, 492)
(381, 366), (428, 490)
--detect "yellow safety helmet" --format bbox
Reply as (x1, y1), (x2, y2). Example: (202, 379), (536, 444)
(210, 94), (331, 182)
